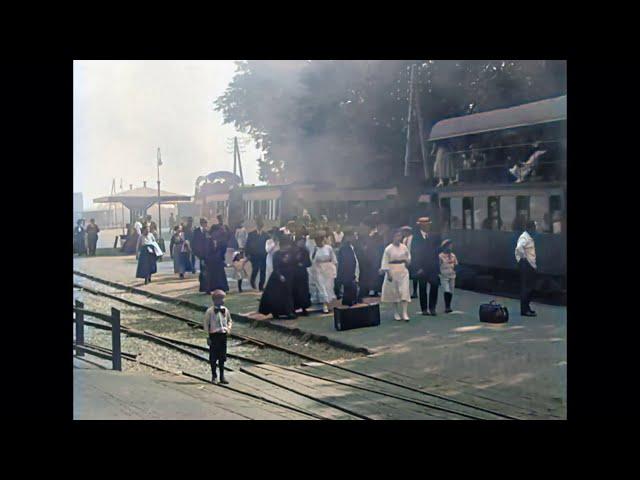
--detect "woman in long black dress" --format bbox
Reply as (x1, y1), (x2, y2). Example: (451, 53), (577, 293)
(259, 236), (296, 319)
(292, 236), (312, 316)
(136, 226), (160, 285)
(203, 224), (229, 294)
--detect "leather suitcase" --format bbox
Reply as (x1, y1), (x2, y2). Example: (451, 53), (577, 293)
(478, 300), (509, 323)
(334, 303), (381, 331)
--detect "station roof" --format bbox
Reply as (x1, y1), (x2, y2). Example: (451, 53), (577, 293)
(94, 185), (191, 210)
(428, 95), (567, 142)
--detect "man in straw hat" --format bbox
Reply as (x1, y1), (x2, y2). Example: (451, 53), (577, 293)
(407, 216), (441, 315)
(203, 290), (233, 384)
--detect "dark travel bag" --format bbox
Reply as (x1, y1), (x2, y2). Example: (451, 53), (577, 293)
(479, 300), (509, 323)
(334, 303), (381, 331)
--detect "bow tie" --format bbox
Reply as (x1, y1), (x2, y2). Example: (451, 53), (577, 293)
(214, 307), (225, 314)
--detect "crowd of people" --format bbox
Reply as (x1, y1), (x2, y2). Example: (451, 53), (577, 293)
(73, 210), (541, 385)
(136, 211), (472, 321)
(75, 208), (540, 322)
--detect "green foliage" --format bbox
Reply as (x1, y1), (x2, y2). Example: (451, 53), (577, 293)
(214, 60), (566, 186)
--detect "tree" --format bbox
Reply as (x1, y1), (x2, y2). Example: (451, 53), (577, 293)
(214, 60), (566, 186)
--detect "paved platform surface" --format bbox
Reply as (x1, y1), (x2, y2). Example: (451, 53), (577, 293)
(74, 255), (567, 418)
(73, 357), (310, 420)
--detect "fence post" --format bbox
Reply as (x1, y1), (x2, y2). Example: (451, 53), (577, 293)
(75, 300), (84, 357)
(111, 307), (121, 371)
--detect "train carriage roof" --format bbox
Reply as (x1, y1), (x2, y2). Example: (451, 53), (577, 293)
(428, 95), (566, 142)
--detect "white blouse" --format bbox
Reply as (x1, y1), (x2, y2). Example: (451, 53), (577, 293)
(380, 243), (411, 271)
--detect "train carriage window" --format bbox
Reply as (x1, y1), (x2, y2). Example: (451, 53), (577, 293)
(550, 195), (563, 234)
(530, 195), (548, 232)
(514, 196), (530, 231)
(474, 195), (488, 230)
(440, 198), (451, 231)
(450, 197), (463, 229)
(463, 197), (474, 230)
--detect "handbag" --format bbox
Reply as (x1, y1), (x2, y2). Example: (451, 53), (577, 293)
(478, 300), (509, 323)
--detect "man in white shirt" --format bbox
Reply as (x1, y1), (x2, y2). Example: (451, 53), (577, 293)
(515, 220), (538, 316)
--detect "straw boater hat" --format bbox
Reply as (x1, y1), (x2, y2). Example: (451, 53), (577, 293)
(400, 225), (412, 231)
(416, 216), (432, 224)
(211, 290), (226, 300)
(441, 239), (452, 248)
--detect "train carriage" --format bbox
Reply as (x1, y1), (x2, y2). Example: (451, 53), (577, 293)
(420, 95), (567, 294)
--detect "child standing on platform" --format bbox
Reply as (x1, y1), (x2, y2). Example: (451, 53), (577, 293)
(231, 250), (249, 293)
(203, 290), (233, 384)
(438, 239), (458, 313)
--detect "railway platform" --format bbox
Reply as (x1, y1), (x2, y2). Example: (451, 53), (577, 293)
(74, 254), (566, 419)
(73, 356), (312, 420)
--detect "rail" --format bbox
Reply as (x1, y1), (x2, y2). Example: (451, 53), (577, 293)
(73, 300), (122, 371)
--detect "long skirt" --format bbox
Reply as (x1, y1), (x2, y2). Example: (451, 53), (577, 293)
(259, 272), (295, 316)
(313, 262), (337, 304)
(360, 257), (384, 293)
(381, 264), (411, 303)
(136, 247), (157, 279)
(308, 266), (320, 304)
(172, 246), (192, 274)
(203, 258), (229, 293)
(292, 266), (311, 310)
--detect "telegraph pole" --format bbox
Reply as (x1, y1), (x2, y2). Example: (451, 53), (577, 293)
(157, 148), (162, 241)
(120, 178), (125, 235)
(226, 135), (247, 186)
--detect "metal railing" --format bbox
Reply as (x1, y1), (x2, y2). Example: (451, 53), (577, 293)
(73, 300), (121, 371)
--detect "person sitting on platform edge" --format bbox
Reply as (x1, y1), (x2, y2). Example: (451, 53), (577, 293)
(203, 290), (232, 384)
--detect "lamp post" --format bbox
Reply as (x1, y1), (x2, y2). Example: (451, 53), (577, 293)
(157, 148), (162, 241)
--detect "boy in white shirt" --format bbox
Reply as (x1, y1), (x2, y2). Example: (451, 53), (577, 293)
(203, 290), (233, 384)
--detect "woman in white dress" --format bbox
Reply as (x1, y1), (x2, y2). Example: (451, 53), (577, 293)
(305, 232), (319, 304)
(310, 234), (337, 313)
(380, 229), (412, 321)
(264, 229), (280, 287)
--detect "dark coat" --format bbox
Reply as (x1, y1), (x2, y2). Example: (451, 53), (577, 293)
(409, 227), (441, 284)
(358, 232), (384, 292)
(74, 226), (86, 253)
(203, 237), (229, 292)
(336, 242), (362, 284)
(259, 249), (295, 316)
(292, 245), (312, 310)
(246, 229), (270, 259)
(191, 227), (208, 258)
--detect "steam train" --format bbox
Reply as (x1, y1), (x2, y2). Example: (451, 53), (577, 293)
(183, 95), (566, 296)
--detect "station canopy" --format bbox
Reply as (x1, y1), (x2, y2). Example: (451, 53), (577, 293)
(93, 184), (191, 211)
(428, 95), (567, 142)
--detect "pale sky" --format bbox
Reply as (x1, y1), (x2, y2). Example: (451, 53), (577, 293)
(73, 60), (262, 210)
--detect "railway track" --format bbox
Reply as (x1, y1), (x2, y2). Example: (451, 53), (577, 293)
(73, 271), (521, 420)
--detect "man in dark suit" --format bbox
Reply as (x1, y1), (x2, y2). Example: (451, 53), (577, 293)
(245, 217), (270, 291)
(409, 216), (441, 315)
(336, 231), (363, 306)
(192, 218), (209, 288)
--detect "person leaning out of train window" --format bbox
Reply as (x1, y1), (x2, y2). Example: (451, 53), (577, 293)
(515, 220), (538, 317)
(438, 239), (458, 313)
